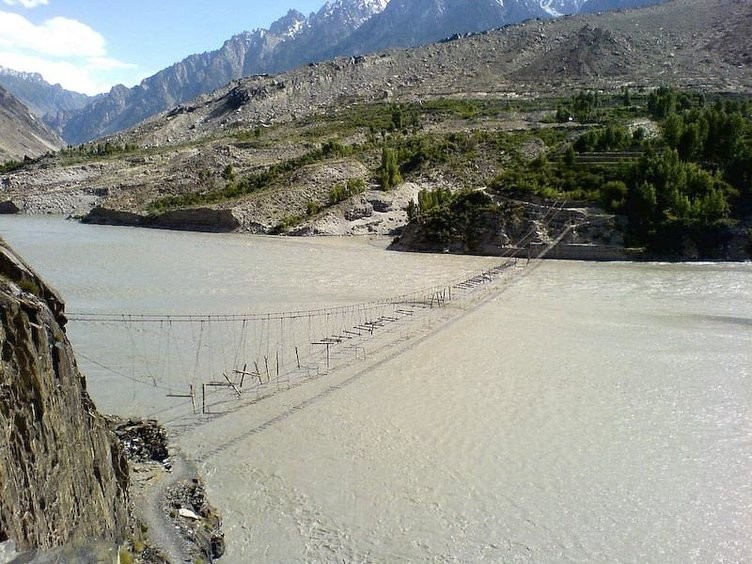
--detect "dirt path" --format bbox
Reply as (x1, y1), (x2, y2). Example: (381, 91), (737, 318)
(134, 451), (196, 563)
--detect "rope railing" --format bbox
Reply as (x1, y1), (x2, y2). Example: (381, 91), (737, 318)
(67, 262), (517, 325)
(68, 203), (575, 424)
(68, 200), (570, 325)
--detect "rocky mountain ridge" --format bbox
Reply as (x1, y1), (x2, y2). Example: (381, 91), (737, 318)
(0, 67), (92, 122)
(31, 0), (394, 144)
(0, 85), (64, 161)
(0, 0), (666, 145)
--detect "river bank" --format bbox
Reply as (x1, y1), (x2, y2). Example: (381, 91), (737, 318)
(118, 420), (225, 563)
(1, 184), (644, 261)
(5, 188), (749, 261)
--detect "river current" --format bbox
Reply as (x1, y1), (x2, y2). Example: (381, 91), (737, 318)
(2, 215), (750, 562)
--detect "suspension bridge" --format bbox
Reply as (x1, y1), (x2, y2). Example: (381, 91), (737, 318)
(67, 203), (576, 430)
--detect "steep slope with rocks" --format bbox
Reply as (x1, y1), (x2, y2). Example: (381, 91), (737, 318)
(0, 240), (129, 553)
(581, 0), (668, 12)
(0, 67), (91, 122)
(0, 85), (64, 161)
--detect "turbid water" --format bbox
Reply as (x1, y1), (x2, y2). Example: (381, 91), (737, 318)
(2, 216), (750, 562)
(1, 216), (501, 417)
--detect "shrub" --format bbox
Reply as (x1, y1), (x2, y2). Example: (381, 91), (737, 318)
(306, 201), (322, 216)
(329, 178), (366, 205)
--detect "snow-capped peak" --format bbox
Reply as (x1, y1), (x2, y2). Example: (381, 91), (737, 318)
(0, 66), (45, 83)
(478, 0), (583, 17)
(315, 0), (391, 30)
(540, 0), (562, 16)
(269, 9), (308, 38)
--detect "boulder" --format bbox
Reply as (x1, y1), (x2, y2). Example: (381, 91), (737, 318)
(0, 200), (19, 214)
(344, 200), (374, 221)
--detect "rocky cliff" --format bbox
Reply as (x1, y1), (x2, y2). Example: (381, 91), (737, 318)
(390, 192), (632, 259)
(0, 240), (129, 552)
(0, 67), (91, 123)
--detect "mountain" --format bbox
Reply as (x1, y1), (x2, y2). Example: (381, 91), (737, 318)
(0, 85), (64, 161)
(34, 0), (668, 144)
(56, 0), (391, 144)
(330, 0), (561, 56)
(0, 67), (91, 122)
(55, 31), (279, 145)
(547, 0), (589, 14)
(266, 1), (391, 73)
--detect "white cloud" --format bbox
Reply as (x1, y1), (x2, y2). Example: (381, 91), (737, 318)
(0, 10), (137, 94)
(2, 0), (49, 8)
(0, 12), (106, 57)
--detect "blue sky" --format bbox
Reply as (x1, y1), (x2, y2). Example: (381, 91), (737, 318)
(0, 0), (326, 95)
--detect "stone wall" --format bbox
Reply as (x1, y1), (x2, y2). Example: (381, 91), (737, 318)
(0, 240), (129, 552)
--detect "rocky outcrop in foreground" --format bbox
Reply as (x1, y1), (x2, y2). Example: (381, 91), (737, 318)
(0, 239), (129, 552)
(111, 417), (226, 562)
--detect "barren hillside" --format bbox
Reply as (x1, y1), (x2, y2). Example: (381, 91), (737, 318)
(115, 0), (750, 147)
(1, 0), (749, 235)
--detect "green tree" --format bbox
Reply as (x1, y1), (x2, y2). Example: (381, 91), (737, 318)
(648, 86), (677, 119)
(221, 164), (236, 181)
(379, 146), (402, 190)
(677, 122), (703, 161)
(661, 113), (684, 148)
(391, 105), (404, 131)
(693, 188), (729, 222)
(563, 145), (576, 167)
(622, 86), (632, 107)
(555, 104), (572, 123)
(571, 90), (600, 122)
(601, 180), (628, 211)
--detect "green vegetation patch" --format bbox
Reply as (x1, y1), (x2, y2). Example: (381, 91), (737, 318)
(490, 87), (752, 257)
(405, 188), (503, 253)
(59, 141), (140, 165)
(0, 158), (28, 174)
(329, 178), (366, 205)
